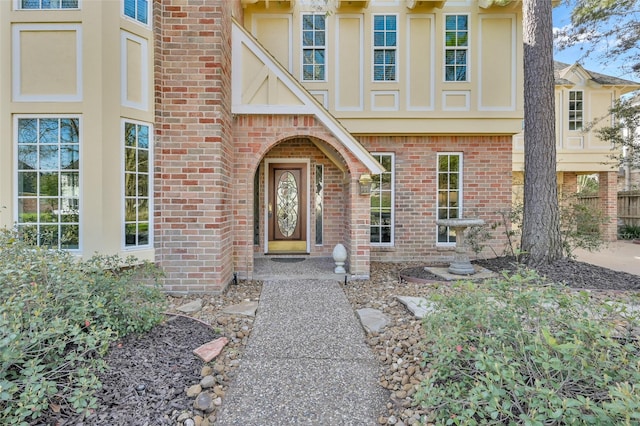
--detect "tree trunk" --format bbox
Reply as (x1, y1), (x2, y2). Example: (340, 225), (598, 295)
(521, 0), (563, 265)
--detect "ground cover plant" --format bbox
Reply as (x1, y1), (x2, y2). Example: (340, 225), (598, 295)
(0, 228), (165, 425)
(417, 269), (640, 425)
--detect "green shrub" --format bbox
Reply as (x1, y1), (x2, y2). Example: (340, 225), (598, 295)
(417, 269), (640, 425)
(0, 228), (166, 424)
(619, 224), (640, 240)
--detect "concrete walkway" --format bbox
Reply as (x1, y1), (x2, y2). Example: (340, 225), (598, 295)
(215, 278), (386, 425)
(574, 240), (640, 276)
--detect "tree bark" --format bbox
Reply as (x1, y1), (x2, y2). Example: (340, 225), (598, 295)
(521, 0), (563, 265)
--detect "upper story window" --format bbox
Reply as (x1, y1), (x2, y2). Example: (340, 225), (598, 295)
(16, 116), (80, 250)
(302, 14), (326, 81)
(370, 153), (394, 245)
(373, 15), (397, 82)
(444, 15), (468, 82)
(123, 0), (149, 26)
(437, 153), (462, 244)
(569, 91), (583, 130)
(18, 0), (78, 9)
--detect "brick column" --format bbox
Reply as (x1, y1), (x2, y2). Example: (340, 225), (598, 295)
(599, 171), (618, 241)
(154, 0), (234, 293)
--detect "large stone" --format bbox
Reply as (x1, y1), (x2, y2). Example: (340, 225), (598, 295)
(200, 375), (215, 389)
(186, 384), (202, 397)
(357, 308), (390, 333)
(193, 337), (229, 362)
(194, 392), (214, 412)
(177, 298), (203, 314)
(222, 300), (258, 317)
(395, 296), (437, 319)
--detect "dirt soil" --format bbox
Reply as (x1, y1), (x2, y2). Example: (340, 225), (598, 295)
(36, 256), (640, 426)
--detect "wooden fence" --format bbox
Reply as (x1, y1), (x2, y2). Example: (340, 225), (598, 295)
(577, 191), (640, 228)
(618, 190), (640, 228)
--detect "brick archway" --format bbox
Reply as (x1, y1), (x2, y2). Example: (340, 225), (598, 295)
(232, 114), (373, 281)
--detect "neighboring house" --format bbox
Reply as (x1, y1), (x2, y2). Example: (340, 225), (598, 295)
(1, 0), (530, 293)
(512, 61), (640, 240)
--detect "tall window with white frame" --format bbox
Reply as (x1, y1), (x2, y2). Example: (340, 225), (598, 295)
(437, 153), (462, 244)
(444, 15), (468, 82)
(124, 121), (151, 248)
(19, 0), (78, 9)
(123, 0), (149, 25)
(302, 14), (326, 81)
(370, 154), (394, 245)
(16, 117), (80, 249)
(373, 15), (397, 81)
(568, 91), (583, 130)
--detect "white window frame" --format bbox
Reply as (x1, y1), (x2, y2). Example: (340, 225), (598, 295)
(443, 14), (469, 82)
(122, 119), (153, 250)
(14, 0), (80, 10)
(568, 90), (584, 131)
(301, 13), (327, 82)
(372, 14), (398, 82)
(370, 153), (395, 246)
(436, 152), (463, 245)
(122, 0), (151, 28)
(14, 114), (82, 251)
(315, 163), (324, 246)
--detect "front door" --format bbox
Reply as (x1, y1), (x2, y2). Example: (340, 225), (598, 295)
(267, 162), (307, 253)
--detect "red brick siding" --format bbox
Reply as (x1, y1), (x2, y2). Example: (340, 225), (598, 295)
(154, 0), (235, 293)
(358, 135), (512, 262)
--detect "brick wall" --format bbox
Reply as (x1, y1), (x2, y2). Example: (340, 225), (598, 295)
(154, 0), (235, 293)
(599, 171), (618, 241)
(359, 135), (512, 262)
(232, 114), (371, 280)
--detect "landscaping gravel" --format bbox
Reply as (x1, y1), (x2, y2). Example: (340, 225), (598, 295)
(36, 257), (640, 426)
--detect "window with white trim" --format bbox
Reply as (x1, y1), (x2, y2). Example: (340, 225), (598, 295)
(315, 164), (324, 245)
(568, 91), (583, 130)
(124, 120), (151, 248)
(444, 15), (468, 82)
(302, 14), (326, 81)
(373, 15), (397, 81)
(123, 0), (149, 25)
(18, 0), (78, 9)
(16, 117), (80, 249)
(437, 153), (462, 244)
(370, 154), (394, 245)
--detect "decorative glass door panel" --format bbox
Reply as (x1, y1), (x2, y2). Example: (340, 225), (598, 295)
(268, 163), (307, 252)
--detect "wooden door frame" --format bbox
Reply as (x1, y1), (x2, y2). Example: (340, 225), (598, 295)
(263, 158), (310, 254)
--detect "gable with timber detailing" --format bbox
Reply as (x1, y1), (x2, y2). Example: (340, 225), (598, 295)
(230, 19), (384, 175)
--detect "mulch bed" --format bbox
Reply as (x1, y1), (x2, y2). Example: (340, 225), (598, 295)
(401, 256), (640, 292)
(39, 315), (218, 426)
(36, 256), (640, 426)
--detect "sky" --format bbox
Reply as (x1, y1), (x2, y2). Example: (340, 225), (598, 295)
(552, 2), (632, 79)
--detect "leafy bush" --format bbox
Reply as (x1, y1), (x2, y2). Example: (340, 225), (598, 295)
(0, 228), (166, 424)
(417, 270), (640, 425)
(619, 224), (640, 240)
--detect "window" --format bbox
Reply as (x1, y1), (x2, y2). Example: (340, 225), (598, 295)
(444, 15), (468, 82)
(437, 153), (462, 244)
(18, 0), (78, 9)
(123, 0), (148, 25)
(124, 121), (151, 248)
(315, 164), (324, 245)
(302, 14), (326, 81)
(16, 117), (80, 249)
(569, 91), (583, 130)
(370, 154), (394, 245)
(373, 15), (397, 81)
